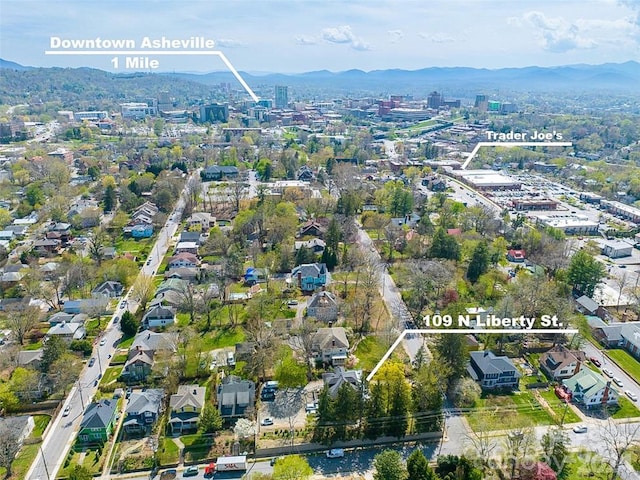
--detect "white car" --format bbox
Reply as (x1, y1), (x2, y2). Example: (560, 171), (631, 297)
(99, 338), (106, 347)
(573, 425), (588, 434)
(613, 377), (624, 387)
(261, 417), (274, 426)
(326, 448), (344, 458)
(602, 368), (614, 378)
(625, 390), (638, 402)
(62, 405), (71, 416)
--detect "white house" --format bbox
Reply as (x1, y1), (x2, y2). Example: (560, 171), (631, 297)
(562, 369), (618, 408)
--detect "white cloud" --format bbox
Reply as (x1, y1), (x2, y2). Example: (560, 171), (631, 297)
(388, 29), (404, 43)
(295, 35), (317, 45)
(321, 25), (370, 50)
(419, 32), (456, 43)
(522, 11), (596, 52)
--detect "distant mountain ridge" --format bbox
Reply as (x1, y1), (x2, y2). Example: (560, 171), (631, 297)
(1, 58), (640, 95)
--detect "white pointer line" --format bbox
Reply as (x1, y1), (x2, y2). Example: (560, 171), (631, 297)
(44, 50), (259, 102)
(461, 141), (573, 170)
(366, 328), (578, 382)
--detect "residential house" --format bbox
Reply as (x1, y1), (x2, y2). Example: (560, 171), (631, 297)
(167, 253), (200, 269)
(201, 165), (239, 181)
(78, 399), (118, 444)
(67, 199), (99, 220)
(562, 369), (618, 408)
(296, 165), (315, 181)
(133, 202), (159, 220)
(186, 212), (216, 231)
(467, 350), (521, 390)
(589, 317), (625, 348)
(217, 375), (256, 419)
(99, 246), (117, 260)
(179, 231), (206, 246)
(47, 222), (72, 243)
(0, 230), (14, 242)
(390, 212), (421, 228)
(168, 384), (206, 435)
(311, 327), (349, 366)
(92, 281), (124, 298)
(123, 389), (164, 435)
(291, 263), (329, 293)
(575, 295), (603, 317)
(63, 298), (107, 315)
(294, 238), (326, 254)
(39, 262), (59, 279)
(130, 329), (178, 353)
(175, 242), (198, 255)
(322, 367), (363, 398)
(142, 305), (176, 329)
(307, 291), (339, 322)
(123, 347), (155, 382)
(34, 239), (61, 256)
(5, 225), (29, 238)
(507, 249), (526, 262)
(539, 345), (586, 380)
(17, 350), (43, 370)
(620, 323), (640, 359)
(45, 322), (86, 343)
(156, 278), (188, 297)
(129, 224), (153, 239)
(0, 416), (34, 448)
(150, 289), (182, 309)
(164, 267), (200, 283)
(298, 218), (329, 238)
(243, 267), (267, 285)
(48, 312), (88, 326)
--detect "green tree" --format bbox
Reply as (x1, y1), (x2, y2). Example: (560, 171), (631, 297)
(370, 362), (411, 438)
(25, 182), (44, 206)
(412, 366), (444, 433)
(0, 383), (19, 412)
(429, 228), (460, 260)
(567, 249), (606, 297)
(199, 403), (223, 433)
(69, 464), (93, 480)
(120, 311), (139, 337)
(436, 455), (482, 480)
(40, 335), (67, 372)
(104, 184), (116, 212)
(434, 335), (468, 389)
(272, 454), (313, 480)
(541, 428), (570, 479)
(407, 449), (438, 480)
(467, 241), (490, 283)
(373, 450), (407, 480)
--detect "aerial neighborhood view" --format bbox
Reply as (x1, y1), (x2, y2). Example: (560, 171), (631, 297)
(1, 1), (640, 479)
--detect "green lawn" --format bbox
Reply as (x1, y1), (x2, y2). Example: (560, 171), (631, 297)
(100, 366), (123, 386)
(157, 437), (180, 466)
(565, 450), (613, 480)
(609, 396), (640, 419)
(181, 433), (215, 462)
(354, 336), (393, 372)
(58, 446), (106, 478)
(538, 389), (581, 424)
(110, 353), (128, 365)
(118, 335), (135, 349)
(114, 235), (154, 254)
(23, 340), (43, 350)
(199, 327), (246, 350)
(607, 349), (640, 384)
(0, 416), (51, 479)
(466, 391), (554, 431)
(33, 414), (51, 437)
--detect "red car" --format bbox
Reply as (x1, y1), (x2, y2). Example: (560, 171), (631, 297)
(589, 357), (601, 367)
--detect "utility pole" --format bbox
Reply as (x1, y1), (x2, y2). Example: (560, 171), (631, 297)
(40, 444), (51, 480)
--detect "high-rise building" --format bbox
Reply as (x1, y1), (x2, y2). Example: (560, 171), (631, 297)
(157, 91), (172, 113)
(427, 91), (443, 109)
(275, 85), (288, 109)
(199, 103), (229, 123)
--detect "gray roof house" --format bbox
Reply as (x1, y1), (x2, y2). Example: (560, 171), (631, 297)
(306, 291), (339, 322)
(217, 375), (256, 418)
(169, 385), (206, 435)
(311, 327), (349, 366)
(48, 312), (88, 326)
(92, 281), (124, 298)
(142, 305), (176, 329)
(322, 367), (363, 398)
(539, 345), (586, 380)
(0, 415), (34, 446)
(467, 350), (521, 390)
(17, 350), (43, 370)
(621, 322), (640, 359)
(123, 389), (165, 435)
(46, 322), (86, 343)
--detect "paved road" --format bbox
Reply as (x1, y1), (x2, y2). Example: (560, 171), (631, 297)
(355, 226), (425, 362)
(26, 171), (199, 480)
(582, 341), (640, 406)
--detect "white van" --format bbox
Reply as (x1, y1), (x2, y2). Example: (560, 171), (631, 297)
(227, 351), (236, 366)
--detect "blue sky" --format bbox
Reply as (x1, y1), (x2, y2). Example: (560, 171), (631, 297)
(1, 0), (640, 73)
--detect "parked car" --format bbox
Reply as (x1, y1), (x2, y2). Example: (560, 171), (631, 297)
(159, 469), (177, 480)
(326, 448), (345, 458)
(183, 466), (198, 477)
(573, 425), (588, 434)
(589, 357), (601, 367)
(613, 377), (624, 387)
(625, 390), (638, 402)
(603, 368), (614, 378)
(119, 300), (127, 309)
(88, 357), (96, 367)
(99, 338), (106, 346)
(261, 417), (274, 426)
(62, 405), (71, 416)
(286, 300), (298, 306)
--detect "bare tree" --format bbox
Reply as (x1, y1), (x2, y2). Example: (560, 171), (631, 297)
(0, 422), (21, 478)
(358, 257), (380, 334)
(87, 229), (107, 266)
(464, 413), (498, 475)
(6, 305), (42, 345)
(613, 270), (632, 312)
(289, 318), (320, 381)
(176, 283), (200, 324)
(231, 179), (246, 212)
(503, 426), (536, 480)
(599, 419), (640, 480)
(132, 274), (155, 312)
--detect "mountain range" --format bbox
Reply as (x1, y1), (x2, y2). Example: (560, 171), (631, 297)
(2, 58), (640, 96)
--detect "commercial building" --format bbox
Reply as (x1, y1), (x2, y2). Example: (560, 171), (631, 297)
(199, 103), (229, 123)
(275, 85), (288, 109)
(451, 169), (521, 191)
(601, 200), (640, 224)
(536, 214), (599, 235)
(601, 240), (633, 259)
(74, 111), (108, 122)
(512, 198), (559, 211)
(120, 103), (156, 119)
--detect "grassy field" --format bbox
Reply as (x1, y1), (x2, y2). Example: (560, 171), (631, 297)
(33, 414), (51, 437)
(354, 336), (391, 372)
(101, 366), (123, 386)
(565, 450), (613, 480)
(58, 446), (106, 477)
(466, 391), (554, 431)
(180, 433), (215, 462)
(0, 415), (51, 479)
(607, 349), (640, 384)
(118, 335), (135, 349)
(609, 396), (640, 419)
(156, 437), (180, 466)
(538, 389), (581, 424)
(199, 327), (246, 350)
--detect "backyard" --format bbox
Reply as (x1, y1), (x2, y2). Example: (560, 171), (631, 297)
(466, 390), (554, 431)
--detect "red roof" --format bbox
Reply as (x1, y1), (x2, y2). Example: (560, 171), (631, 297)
(508, 249), (525, 259)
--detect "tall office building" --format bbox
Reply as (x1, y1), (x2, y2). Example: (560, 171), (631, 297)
(427, 91), (443, 109)
(474, 94), (488, 111)
(275, 85), (288, 109)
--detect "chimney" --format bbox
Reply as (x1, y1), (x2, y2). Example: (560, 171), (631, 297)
(574, 360), (582, 376)
(484, 350), (489, 357)
(602, 381), (611, 405)
(193, 388), (197, 395)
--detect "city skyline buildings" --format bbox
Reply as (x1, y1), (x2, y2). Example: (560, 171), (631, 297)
(1, 1), (640, 74)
